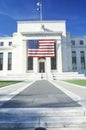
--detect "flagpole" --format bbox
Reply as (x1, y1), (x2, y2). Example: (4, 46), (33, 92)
(37, 2), (42, 21)
(40, 2), (42, 21)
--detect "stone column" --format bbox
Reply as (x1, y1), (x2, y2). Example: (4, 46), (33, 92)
(46, 57), (51, 73)
(3, 51), (8, 75)
(22, 40), (27, 73)
(56, 40), (62, 73)
(67, 44), (72, 71)
(33, 58), (38, 73)
(76, 50), (81, 71)
(45, 57), (51, 79)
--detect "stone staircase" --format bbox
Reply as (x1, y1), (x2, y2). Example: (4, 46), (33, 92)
(51, 72), (86, 80)
(0, 72), (86, 81)
(0, 108), (86, 129)
(0, 73), (36, 81)
(0, 73), (48, 81)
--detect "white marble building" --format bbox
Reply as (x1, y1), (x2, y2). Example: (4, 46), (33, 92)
(0, 20), (86, 79)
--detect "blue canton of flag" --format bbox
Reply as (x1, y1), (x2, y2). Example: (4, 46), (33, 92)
(28, 40), (39, 49)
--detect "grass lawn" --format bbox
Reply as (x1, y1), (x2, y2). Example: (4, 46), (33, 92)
(64, 79), (86, 86)
(0, 81), (21, 88)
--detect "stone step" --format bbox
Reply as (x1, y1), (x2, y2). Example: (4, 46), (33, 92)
(0, 72), (86, 80)
(0, 108), (86, 129)
(52, 75), (86, 80)
(0, 108), (85, 117)
(0, 116), (86, 129)
(50, 72), (86, 80)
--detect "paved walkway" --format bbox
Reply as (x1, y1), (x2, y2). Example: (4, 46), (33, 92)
(53, 80), (86, 98)
(1, 80), (80, 108)
(52, 80), (86, 107)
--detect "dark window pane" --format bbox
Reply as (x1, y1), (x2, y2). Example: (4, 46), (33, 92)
(28, 57), (33, 70)
(71, 40), (75, 45)
(80, 51), (85, 69)
(0, 42), (4, 46)
(72, 51), (77, 70)
(8, 52), (12, 70)
(9, 42), (12, 46)
(51, 58), (56, 70)
(80, 40), (84, 45)
(0, 53), (3, 70)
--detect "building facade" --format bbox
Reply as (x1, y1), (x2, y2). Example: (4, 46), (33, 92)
(0, 21), (86, 79)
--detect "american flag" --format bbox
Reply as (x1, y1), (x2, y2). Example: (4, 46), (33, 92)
(28, 40), (55, 57)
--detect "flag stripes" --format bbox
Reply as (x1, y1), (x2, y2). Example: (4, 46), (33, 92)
(28, 40), (55, 57)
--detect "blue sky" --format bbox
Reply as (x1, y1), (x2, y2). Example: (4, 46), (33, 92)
(0, 0), (86, 36)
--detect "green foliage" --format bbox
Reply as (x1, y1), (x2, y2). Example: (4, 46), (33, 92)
(64, 80), (86, 86)
(0, 81), (21, 88)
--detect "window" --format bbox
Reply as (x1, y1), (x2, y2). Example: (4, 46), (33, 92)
(71, 40), (75, 46)
(72, 51), (77, 70)
(8, 52), (12, 70)
(80, 51), (85, 69)
(28, 57), (33, 70)
(0, 53), (3, 70)
(51, 58), (56, 70)
(51, 42), (56, 70)
(0, 42), (4, 46)
(80, 40), (84, 45)
(8, 42), (12, 46)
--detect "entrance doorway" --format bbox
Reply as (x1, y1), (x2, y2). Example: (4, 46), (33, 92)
(39, 62), (45, 73)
